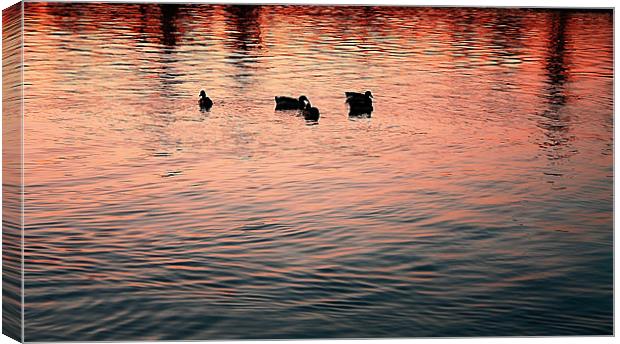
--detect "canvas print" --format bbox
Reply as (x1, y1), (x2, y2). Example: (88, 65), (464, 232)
(2, 2), (614, 342)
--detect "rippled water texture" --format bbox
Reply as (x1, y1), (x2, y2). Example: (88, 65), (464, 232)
(3, 3), (24, 341)
(22, 4), (612, 341)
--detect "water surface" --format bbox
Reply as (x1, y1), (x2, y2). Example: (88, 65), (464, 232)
(22, 4), (613, 341)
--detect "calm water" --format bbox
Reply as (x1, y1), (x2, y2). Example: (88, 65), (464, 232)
(22, 4), (612, 341)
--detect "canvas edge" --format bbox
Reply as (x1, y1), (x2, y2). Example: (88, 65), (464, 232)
(2, 1), (24, 343)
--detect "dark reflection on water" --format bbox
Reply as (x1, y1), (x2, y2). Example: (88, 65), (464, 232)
(160, 4), (179, 48)
(22, 4), (612, 341)
(223, 5), (263, 88)
(538, 12), (572, 163)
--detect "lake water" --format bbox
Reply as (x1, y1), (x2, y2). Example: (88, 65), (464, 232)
(21, 3), (613, 341)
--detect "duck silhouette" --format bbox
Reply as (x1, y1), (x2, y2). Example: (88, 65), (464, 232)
(275, 95), (308, 110)
(199, 90), (213, 111)
(345, 90), (373, 116)
(302, 101), (320, 122)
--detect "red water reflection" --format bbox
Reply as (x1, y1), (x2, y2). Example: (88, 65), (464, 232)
(21, 3), (613, 340)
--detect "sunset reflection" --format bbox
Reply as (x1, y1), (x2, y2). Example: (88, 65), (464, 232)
(19, 3), (612, 341)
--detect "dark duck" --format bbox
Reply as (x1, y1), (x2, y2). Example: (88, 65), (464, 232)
(275, 95), (308, 110)
(302, 101), (320, 122)
(198, 90), (213, 111)
(345, 90), (373, 116)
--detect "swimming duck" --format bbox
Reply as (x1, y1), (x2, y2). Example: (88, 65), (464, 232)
(345, 90), (373, 100)
(302, 101), (320, 122)
(345, 90), (373, 116)
(275, 95), (308, 110)
(199, 90), (213, 111)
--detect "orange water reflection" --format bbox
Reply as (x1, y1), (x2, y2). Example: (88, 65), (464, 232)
(21, 4), (612, 340)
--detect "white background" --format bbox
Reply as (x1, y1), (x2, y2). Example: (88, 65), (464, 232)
(0, 0), (616, 343)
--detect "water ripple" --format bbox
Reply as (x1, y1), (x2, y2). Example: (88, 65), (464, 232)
(21, 3), (612, 341)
